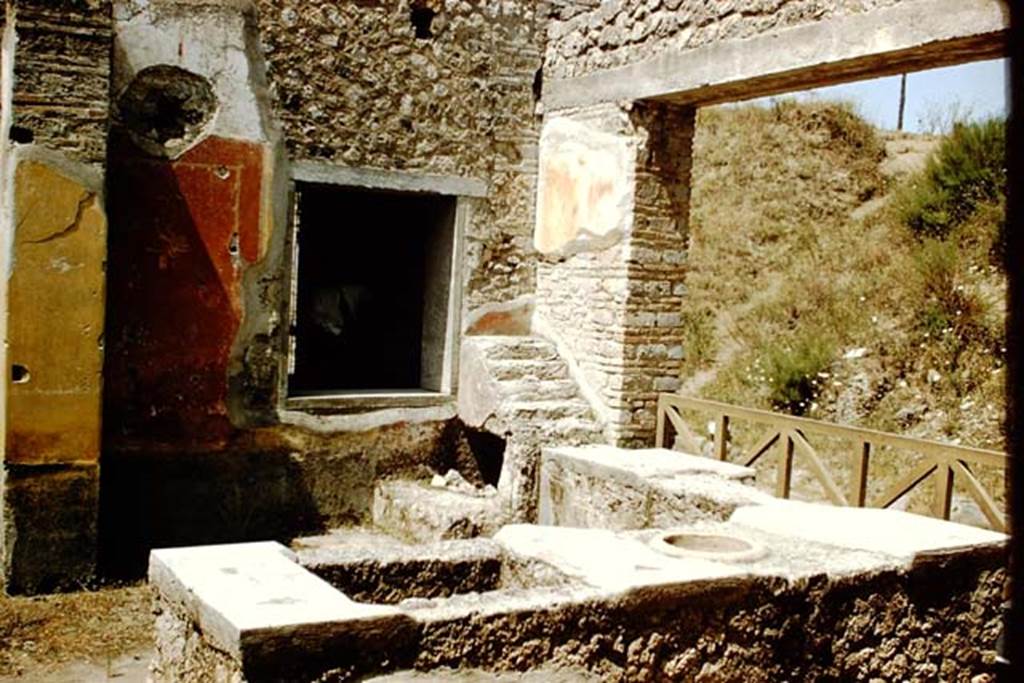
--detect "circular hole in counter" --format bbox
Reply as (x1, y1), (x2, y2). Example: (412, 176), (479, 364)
(651, 530), (766, 563)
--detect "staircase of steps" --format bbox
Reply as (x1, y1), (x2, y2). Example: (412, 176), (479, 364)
(465, 335), (603, 443)
(333, 335), (604, 545)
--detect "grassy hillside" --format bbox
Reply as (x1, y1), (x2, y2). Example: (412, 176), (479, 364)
(682, 101), (1007, 517)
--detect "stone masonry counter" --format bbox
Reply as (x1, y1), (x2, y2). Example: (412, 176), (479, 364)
(540, 444), (773, 529)
(149, 542), (417, 682)
(150, 504), (1006, 682)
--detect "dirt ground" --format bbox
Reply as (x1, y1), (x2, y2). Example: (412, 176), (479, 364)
(0, 583), (603, 682)
(0, 584), (153, 682)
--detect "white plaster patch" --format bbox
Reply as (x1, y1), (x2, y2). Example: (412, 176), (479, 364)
(535, 117), (634, 256)
(113, 0), (271, 145)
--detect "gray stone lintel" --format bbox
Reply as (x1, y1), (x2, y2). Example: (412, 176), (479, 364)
(545, 0), (1009, 110)
(291, 161), (489, 198)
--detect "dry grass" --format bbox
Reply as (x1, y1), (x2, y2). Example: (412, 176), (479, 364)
(0, 584), (153, 678)
(683, 101), (1007, 518)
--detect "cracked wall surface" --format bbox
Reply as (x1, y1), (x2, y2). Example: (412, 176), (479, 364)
(2, 152), (108, 594)
(7, 155), (105, 466)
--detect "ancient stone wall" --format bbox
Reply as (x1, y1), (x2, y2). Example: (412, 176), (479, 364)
(84, 0), (553, 579)
(416, 558), (1006, 681)
(255, 0), (544, 310)
(545, 0), (903, 79)
(9, 0), (112, 165)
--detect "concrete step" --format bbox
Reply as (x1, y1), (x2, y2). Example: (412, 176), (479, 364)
(471, 335), (558, 361)
(487, 358), (569, 382)
(292, 526), (411, 554)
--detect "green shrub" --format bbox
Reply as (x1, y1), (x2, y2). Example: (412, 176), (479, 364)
(816, 101), (884, 158)
(899, 118), (1006, 239)
(762, 336), (835, 415)
(913, 238), (997, 363)
(680, 306), (717, 371)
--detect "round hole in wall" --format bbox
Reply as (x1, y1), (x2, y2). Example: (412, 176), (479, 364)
(12, 364), (30, 384)
(117, 65), (217, 159)
(10, 126), (34, 144)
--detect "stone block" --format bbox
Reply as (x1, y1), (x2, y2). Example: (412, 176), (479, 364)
(372, 480), (506, 544)
(539, 445), (769, 530)
(150, 541), (417, 682)
(731, 501), (1008, 563)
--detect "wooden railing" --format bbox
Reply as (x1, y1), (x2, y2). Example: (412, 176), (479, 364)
(656, 394), (1009, 532)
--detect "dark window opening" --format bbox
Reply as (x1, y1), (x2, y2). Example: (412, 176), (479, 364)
(410, 6), (436, 39)
(289, 184), (456, 396)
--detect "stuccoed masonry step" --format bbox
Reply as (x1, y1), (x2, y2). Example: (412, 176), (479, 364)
(504, 399), (594, 422)
(470, 335), (559, 361)
(487, 358), (570, 382)
(500, 378), (581, 402)
(516, 417), (604, 444)
(463, 333), (603, 443)
(558, 418), (605, 441)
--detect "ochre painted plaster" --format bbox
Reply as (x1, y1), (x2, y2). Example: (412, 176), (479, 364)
(6, 159), (107, 465)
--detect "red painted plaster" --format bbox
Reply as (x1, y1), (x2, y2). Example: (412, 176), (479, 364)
(105, 135), (263, 447)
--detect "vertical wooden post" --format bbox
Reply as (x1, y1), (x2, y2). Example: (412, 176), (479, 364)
(852, 441), (871, 507)
(934, 462), (954, 520)
(777, 431), (794, 498)
(897, 73), (908, 131)
(714, 414), (730, 461)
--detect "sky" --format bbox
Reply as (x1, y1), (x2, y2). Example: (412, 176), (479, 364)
(755, 58), (1009, 133)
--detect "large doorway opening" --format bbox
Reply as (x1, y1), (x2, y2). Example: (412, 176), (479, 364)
(288, 184), (458, 397)
(675, 58), (1009, 526)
